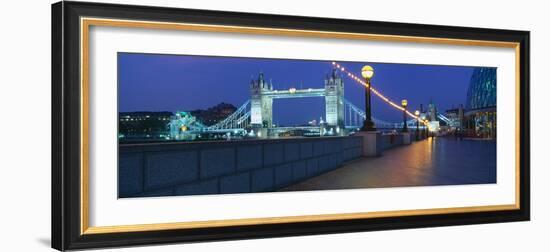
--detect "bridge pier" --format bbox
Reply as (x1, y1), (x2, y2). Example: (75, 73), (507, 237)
(251, 127), (268, 138)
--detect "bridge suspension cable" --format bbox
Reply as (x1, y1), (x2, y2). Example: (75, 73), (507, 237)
(343, 99), (421, 129)
(331, 62), (429, 126)
(205, 100), (251, 130)
(437, 113), (451, 124)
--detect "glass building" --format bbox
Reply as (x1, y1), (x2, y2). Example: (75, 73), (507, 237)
(464, 67), (497, 138)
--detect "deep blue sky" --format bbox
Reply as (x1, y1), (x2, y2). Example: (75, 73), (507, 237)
(118, 53), (476, 125)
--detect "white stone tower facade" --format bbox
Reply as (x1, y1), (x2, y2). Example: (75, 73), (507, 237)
(324, 69), (345, 128)
(250, 73), (273, 128)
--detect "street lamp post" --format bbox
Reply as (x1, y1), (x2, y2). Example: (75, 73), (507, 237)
(361, 65), (376, 131)
(415, 110), (420, 140)
(401, 99), (408, 132)
(421, 114), (427, 138)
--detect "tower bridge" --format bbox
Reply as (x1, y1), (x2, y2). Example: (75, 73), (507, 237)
(169, 69), (437, 140)
(250, 69), (344, 131)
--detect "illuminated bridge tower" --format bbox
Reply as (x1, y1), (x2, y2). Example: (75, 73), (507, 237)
(250, 73), (273, 129)
(324, 69), (345, 134)
(428, 100), (438, 121)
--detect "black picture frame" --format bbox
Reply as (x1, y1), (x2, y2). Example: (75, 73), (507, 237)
(52, 1), (530, 251)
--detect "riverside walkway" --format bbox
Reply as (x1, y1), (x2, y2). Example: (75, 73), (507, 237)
(283, 137), (496, 191)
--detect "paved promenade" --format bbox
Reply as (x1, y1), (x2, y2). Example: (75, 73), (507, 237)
(283, 137), (496, 191)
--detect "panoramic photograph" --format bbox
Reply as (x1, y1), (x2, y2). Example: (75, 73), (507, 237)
(117, 53), (497, 198)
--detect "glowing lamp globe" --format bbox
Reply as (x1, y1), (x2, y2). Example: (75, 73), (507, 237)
(401, 99), (408, 107)
(361, 65), (374, 79)
(414, 110), (420, 116)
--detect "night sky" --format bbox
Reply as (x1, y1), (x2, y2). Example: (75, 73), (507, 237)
(118, 53), (477, 125)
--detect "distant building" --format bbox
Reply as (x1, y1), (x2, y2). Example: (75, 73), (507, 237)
(464, 67), (497, 138)
(119, 111), (173, 140)
(308, 119), (318, 126)
(190, 102), (237, 126)
(279, 129), (312, 137)
(445, 104), (464, 129)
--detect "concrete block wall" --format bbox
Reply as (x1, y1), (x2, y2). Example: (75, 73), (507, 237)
(119, 136), (363, 198)
(381, 134), (403, 150)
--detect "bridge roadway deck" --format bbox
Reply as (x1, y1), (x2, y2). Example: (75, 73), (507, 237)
(282, 137), (496, 191)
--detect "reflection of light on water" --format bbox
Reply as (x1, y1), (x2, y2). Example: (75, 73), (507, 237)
(404, 137), (435, 185)
(427, 136), (434, 165)
(427, 136), (433, 155)
(284, 137), (496, 190)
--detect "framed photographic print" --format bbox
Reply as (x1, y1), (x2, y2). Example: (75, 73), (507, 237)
(52, 1), (530, 250)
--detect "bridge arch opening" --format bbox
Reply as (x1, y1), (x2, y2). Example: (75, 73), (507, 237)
(272, 96), (325, 127)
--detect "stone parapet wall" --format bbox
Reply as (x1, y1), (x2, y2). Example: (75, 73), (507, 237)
(119, 136), (363, 198)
